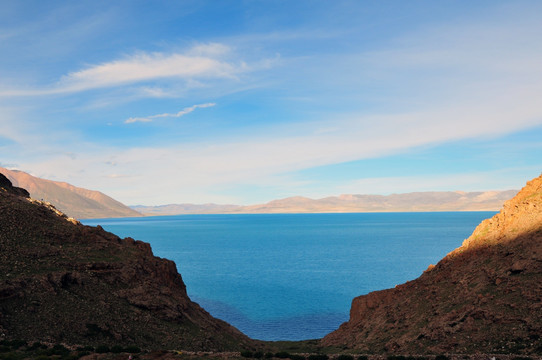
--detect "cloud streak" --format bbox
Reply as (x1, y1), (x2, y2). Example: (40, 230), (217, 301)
(4, 2), (542, 205)
(124, 103), (216, 124)
(0, 43), (242, 97)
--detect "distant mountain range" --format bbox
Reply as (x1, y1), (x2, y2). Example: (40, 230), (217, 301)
(0, 167), (519, 218)
(0, 167), (141, 219)
(132, 190), (518, 215)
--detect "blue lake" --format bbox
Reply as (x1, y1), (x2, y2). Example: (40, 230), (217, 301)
(82, 212), (494, 341)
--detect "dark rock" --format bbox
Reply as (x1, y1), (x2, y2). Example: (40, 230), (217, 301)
(0, 173), (29, 198)
(0, 182), (255, 351)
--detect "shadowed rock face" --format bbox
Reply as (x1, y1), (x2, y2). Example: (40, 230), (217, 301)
(0, 176), (253, 350)
(0, 173), (29, 198)
(322, 174), (542, 355)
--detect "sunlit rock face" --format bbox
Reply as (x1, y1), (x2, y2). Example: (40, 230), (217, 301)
(322, 174), (542, 355)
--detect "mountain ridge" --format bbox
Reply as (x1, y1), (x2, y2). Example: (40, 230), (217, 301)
(0, 167), (141, 219)
(133, 190), (517, 215)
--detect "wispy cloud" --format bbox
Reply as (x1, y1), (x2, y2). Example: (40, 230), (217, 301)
(0, 43), (242, 97)
(59, 50), (235, 92)
(4, 2), (542, 205)
(125, 103), (216, 124)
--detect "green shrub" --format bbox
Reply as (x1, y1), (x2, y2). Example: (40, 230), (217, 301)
(358, 356), (368, 360)
(434, 355), (449, 360)
(111, 345), (124, 353)
(95, 345), (110, 353)
(50, 344), (70, 356)
(338, 355), (354, 360)
(265, 353), (274, 359)
(61, 355), (80, 360)
(125, 346), (141, 353)
(241, 351), (254, 358)
(28, 342), (47, 351)
(308, 355), (328, 360)
(0, 352), (27, 360)
(254, 351), (264, 359)
(0, 346), (11, 353)
(76, 345), (94, 352)
(0, 340), (26, 351)
(275, 352), (291, 359)
(290, 355), (305, 360)
(33, 356), (51, 360)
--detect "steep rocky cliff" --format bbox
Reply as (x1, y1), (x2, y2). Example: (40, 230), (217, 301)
(0, 176), (253, 350)
(322, 174), (542, 354)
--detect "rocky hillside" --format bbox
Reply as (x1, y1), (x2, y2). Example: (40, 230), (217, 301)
(0, 167), (141, 219)
(322, 174), (542, 354)
(0, 174), (254, 351)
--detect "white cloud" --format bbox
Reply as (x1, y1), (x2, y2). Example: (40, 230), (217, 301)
(125, 103), (216, 124)
(18, 95), (541, 205)
(58, 52), (234, 92)
(187, 42), (231, 57)
(5, 3), (542, 205)
(0, 44), (243, 97)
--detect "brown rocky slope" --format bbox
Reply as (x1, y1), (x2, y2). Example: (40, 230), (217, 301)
(322, 174), (542, 354)
(0, 167), (141, 219)
(0, 174), (254, 351)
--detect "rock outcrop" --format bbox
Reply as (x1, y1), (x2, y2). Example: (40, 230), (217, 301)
(0, 173), (29, 198)
(322, 174), (542, 354)
(0, 177), (254, 350)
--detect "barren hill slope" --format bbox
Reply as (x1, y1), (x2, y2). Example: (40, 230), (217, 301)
(134, 191), (516, 215)
(0, 167), (141, 219)
(0, 174), (253, 351)
(322, 174), (542, 354)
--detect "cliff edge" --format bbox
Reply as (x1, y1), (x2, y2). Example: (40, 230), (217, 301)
(0, 175), (253, 350)
(322, 174), (542, 354)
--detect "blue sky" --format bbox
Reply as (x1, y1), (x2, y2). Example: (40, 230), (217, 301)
(1, 0), (541, 205)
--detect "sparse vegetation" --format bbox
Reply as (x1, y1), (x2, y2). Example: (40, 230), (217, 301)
(308, 354), (328, 360)
(275, 352), (291, 359)
(95, 345), (110, 353)
(125, 345), (142, 353)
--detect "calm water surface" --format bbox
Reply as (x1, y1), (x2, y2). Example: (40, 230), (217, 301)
(83, 212), (494, 341)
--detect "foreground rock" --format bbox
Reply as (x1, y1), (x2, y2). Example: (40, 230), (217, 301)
(0, 176), (254, 350)
(322, 174), (542, 354)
